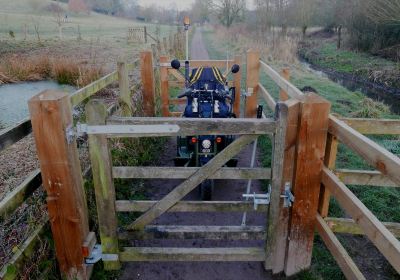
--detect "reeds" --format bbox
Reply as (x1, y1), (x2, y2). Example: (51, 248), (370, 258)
(0, 55), (103, 87)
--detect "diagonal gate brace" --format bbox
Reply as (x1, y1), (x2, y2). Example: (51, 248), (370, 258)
(128, 134), (258, 231)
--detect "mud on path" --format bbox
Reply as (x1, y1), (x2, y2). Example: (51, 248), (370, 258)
(119, 28), (273, 280)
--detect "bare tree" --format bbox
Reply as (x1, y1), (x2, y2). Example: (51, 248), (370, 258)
(31, 16), (42, 43)
(49, 1), (67, 39)
(213, 0), (246, 28)
(296, 0), (314, 37)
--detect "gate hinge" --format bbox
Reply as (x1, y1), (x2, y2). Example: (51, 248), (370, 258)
(280, 182), (295, 208)
(242, 185), (271, 210)
(85, 244), (119, 264)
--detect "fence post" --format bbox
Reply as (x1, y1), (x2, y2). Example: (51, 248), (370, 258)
(118, 61), (132, 117)
(140, 51), (156, 117)
(318, 134), (338, 217)
(266, 99), (300, 273)
(284, 93), (331, 276)
(144, 26), (147, 44)
(163, 37), (168, 55)
(233, 55), (242, 117)
(28, 90), (90, 279)
(86, 100), (120, 270)
(245, 50), (260, 118)
(279, 68), (290, 101)
(160, 55), (170, 117)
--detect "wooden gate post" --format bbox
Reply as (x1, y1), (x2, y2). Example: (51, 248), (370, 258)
(160, 56), (170, 117)
(118, 61), (133, 117)
(86, 100), (120, 270)
(140, 51), (156, 117)
(284, 93), (331, 276)
(28, 90), (90, 279)
(266, 99), (300, 273)
(245, 50), (260, 118)
(279, 68), (290, 101)
(233, 55), (242, 117)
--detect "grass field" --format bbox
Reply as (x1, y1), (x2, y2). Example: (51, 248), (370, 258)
(203, 28), (400, 280)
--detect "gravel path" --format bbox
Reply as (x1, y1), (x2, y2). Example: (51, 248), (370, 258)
(119, 28), (272, 280)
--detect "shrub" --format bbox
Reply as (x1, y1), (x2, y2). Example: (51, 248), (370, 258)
(351, 98), (390, 118)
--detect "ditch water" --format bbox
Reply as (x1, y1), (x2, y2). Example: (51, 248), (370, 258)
(0, 81), (74, 129)
(300, 60), (400, 114)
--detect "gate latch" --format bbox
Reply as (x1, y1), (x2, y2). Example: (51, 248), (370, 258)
(280, 182), (295, 208)
(242, 188), (271, 210)
(85, 244), (119, 264)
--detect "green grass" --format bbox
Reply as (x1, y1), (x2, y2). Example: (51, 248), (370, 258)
(203, 28), (400, 280)
(299, 42), (400, 88)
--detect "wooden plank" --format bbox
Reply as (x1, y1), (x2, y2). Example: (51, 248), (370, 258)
(128, 134), (257, 230)
(319, 133), (339, 217)
(233, 55), (242, 116)
(140, 51), (156, 117)
(169, 112), (183, 117)
(119, 247), (265, 262)
(266, 99), (300, 273)
(0, 118), (32, 152)
(168, 68), (185, 82)
(258, 83), (276, 112)
(329, 115), (400, 186)
(316, 214), (366, 280)
(285, 93), (331, 276)
(0, 169), (42, 218)
(86, 100), (120, 270)
(325, 217), (400, 238)
(322, 167), (400, 273)
(178, 60), (235, 68)
(169, 81), (184, 88)
(113, 167), (271, 180)
(118, 61), (133, 117)
(160, 56), (169, 117)
(245, 50), (260, 118)
(116, 200), (268, 212)
(0, 220), (48, 280)
(335, 169), (397, 187)
(169, 98), (186, 105)
(70, 71), (118, 106)
(106, 117), (277, 136)
(260, 60), (304, 100)
(29, 90), (90, 279)
(279, 68), (290, 101)
(340, 118), (400, 135)
(119, 225), (266, 240)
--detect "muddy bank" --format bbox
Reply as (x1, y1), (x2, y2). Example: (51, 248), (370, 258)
(298, 53), (400, 114)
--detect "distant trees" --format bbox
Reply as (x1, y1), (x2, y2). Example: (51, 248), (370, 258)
(364, 0), (400, 26)
(213, 0), (246, 28)
(191, 0), (212, 24)
(68, 0), (89, 13)
(87, 0), (123, 15)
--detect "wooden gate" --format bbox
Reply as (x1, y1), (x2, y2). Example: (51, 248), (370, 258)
(84, 100), (283, 269)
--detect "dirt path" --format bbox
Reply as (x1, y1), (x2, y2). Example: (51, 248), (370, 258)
(119, 29), (272, 280)
(190, 27), (210, 60)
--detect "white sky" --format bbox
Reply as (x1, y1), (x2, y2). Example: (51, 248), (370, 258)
(137, 0), (254, 11)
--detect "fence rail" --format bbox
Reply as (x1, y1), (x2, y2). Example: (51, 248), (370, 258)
(258, 58), (400, 277)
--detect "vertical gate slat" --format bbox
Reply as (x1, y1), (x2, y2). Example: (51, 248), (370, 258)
(233, 55), (242, 117)
(265, 99), (300, 273)
(245, 50), (260, 118)
(86, 100), (120, 270)
(160, 56), (170, 117)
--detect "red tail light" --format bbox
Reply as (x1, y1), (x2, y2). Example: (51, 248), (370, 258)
(216, 137), (222, 144)
(191, 137), (197, 144)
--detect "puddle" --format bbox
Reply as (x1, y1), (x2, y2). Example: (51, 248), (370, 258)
(0, 81), (74, 129)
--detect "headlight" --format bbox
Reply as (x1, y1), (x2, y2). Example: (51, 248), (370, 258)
(201, 139), (212, 149)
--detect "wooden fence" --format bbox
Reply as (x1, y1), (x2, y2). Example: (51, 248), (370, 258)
(0, 56), (146, 279)
(3, 47), (400, 279)
(257, 57), (400, 278)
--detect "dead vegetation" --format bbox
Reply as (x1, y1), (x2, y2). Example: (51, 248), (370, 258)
(0, 55), (103, 87)
(351, 97), (391, 118)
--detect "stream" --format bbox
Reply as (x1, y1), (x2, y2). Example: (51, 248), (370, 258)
(300, 59), (400, 114)
(0, 81), (74, 129)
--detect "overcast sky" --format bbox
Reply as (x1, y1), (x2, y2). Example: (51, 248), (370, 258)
(137, 0), (254, 11)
